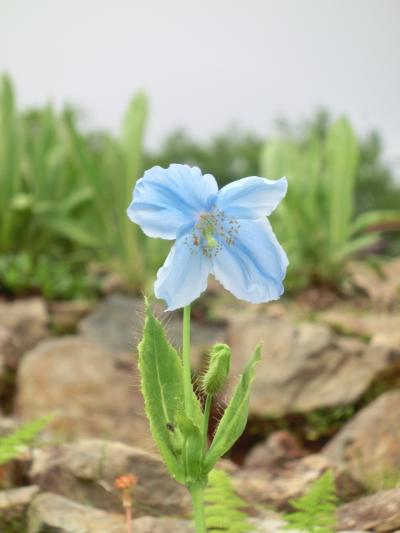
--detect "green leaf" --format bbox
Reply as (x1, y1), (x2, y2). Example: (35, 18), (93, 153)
(176, 414), (204, 485)
(138, 304), (186, 483)
(351, 209), (400, 235)
(204, 347), (261, 473)
(325, 117), (359, 249)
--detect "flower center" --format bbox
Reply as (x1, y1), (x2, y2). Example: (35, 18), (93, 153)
(185, 208), (240, 258)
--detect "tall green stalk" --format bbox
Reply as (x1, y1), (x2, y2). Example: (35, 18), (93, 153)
(182, 305), (206, 532)
(182, 305), (193, 419)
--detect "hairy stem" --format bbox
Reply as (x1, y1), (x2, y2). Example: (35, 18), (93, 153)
(190, 483), (207, 533)
(182, 305), (192, 418)
(203, 394), (212, 451)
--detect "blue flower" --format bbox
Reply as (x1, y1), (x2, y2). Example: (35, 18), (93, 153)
(127, 164), (288, 311)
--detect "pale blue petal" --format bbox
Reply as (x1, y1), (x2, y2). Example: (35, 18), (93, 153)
(216, 176), (287, 219)
(127, 164), (218, 239)
(154, 235), (212, 311)
(212, 218), (288, 303)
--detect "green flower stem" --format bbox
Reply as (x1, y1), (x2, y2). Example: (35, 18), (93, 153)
(182, 305), (207, 532)
(203, 394), (212, 451)
(190, 483), (207, 533)
(182, 305), (192, 418)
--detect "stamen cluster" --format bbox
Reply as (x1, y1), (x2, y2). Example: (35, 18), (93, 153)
(185, 208), (240, 258)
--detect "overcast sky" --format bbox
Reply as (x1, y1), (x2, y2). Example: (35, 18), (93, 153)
(1, 0), (399, 171)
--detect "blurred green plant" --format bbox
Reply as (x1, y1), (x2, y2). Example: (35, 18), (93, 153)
(0, 416), (51, 466)
(0, 74), (164, 295)
(204, 469), (252, 533)
(144, 127), (263, 187)
(261, 116), (400, 289)
(0, 252), (98, 300)
(283, 470), (338, 533)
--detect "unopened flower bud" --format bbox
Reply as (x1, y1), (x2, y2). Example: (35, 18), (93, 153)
(202, 343), (231, 395)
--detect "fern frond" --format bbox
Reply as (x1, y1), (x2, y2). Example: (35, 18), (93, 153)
(205, 469), (252, 533)
(0, 415), (51, 465)
(283, 470), (338, 533)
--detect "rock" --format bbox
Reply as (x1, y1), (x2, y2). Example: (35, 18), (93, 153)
(227, 316), (396, 416)
(79, 294), (145, 352)
(133, 516), (193, 532)
(319, 307), (400, 353)
(48, 300), (93, 332)
(28, 492), (194, 533)
(0, 298), (49, 356)
(337, 488), (400, 532)
(79, 293), (226, 371)
(0, 416), (18, 437)
(244, 431), (306, 469)
(348, 258), (400, 308)
(16, 336), (153, 449)
(235, 453), (361, 510)
(0, 485), (39, 531)
(28, 492), (126, 533)
(323, 390), (400, 488)
(30, 439), (191, 517)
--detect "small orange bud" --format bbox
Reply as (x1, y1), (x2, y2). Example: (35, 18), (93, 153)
(114, 474), (138, 490)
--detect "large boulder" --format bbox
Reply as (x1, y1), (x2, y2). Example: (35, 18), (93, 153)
(15, 336), (153, 449)
(29, 439), (190, 517)
(337, 488), (400, 532)
(323, 390), (400, 488)
(227, 317), (395, 416)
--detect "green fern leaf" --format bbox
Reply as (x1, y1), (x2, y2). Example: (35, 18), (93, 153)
(0, 415), (51, 465)
(204, 469), (252, 533)
(283, 470), (338, 533)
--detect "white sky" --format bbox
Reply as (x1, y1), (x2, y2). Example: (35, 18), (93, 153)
(1, 0), (399, 171)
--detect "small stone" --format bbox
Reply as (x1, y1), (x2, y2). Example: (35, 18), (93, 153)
(48, 300), (93, 332)
(337, 488), (400, 532)
(0, 485), (39, 532)
(244, 431), (306, 469)
(0, 298), (49, 356)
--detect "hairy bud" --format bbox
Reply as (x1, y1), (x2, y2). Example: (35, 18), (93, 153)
(202, 343), (231, 395)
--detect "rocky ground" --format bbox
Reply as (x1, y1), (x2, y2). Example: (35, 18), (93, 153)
(0, 258), (400, 532)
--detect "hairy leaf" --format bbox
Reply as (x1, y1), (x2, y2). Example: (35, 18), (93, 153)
(204, 347), (261, 473)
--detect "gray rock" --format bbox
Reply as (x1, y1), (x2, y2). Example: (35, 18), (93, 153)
(28, 492), (126, 533)
(234, 453), (361, 510)
(0, 298), (49, 357)
(16, 335), (153, 449)
(0, 485), (39, 531)
(79, 294), (144, 352)
(244, 431), (306, 469)
(133, 515), (193, 532)
(227, 316), (395, 416)
(323, 390), (400, 488)
(337, 488), (400, 532)
(29, 439), (191, 517)
(28, 492), (194, 533)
